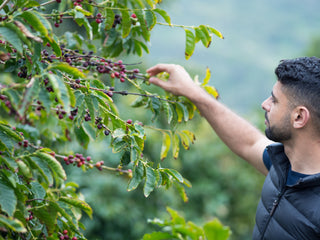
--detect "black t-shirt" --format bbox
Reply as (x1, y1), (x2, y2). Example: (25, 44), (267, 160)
(262, 148), (310, 185)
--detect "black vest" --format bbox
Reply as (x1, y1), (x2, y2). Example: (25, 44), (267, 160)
(252, 144), (320, 240)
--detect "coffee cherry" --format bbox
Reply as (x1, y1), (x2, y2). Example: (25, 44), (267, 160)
(54, 23), (60, 28)
(104, 130), (110, 136)
(23, 140), (28, 148)
(72, 237), (78, 240)
(126, 119), (133, 124)
(96, 18), (102, 24)
(131, 13), (137, 19)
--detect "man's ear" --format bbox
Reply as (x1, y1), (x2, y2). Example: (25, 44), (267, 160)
(292, 106), (310, 129)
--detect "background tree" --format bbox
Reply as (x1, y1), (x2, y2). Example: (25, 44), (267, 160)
(0, 0), (232, 239)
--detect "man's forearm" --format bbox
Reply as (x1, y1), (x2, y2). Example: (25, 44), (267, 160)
(188, 87), (271, 174)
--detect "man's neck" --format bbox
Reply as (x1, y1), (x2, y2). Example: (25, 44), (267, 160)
(283, 138), (320, 175)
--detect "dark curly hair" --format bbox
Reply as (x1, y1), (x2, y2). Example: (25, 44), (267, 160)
(275, 56), (320, 132)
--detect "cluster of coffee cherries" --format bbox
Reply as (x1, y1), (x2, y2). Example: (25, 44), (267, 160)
(72, 0), (84, 7)
(25, 210), (34, 221)
(41, 45), (145, 84)
(112, 14), (122, 28)
(62, 153), (104, 171)
(0, 94), (12, 110)
(17, 66), (31, 79)
(51, 9), (63, 28)
(59, 229), (78, 240)
(95, 13), (103, 24)
(62, 153), (91, 167)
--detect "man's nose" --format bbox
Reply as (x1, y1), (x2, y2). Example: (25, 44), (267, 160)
(261, 96), (271, 111)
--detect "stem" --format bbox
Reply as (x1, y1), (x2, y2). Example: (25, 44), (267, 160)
(0, 0), (10, 11)
(40, 0), (57, 7)
(101, 165), (131, 174)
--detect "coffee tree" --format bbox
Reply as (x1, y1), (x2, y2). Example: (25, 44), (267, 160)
(0, 0), (227, 239)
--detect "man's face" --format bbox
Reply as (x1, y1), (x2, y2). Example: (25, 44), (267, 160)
(261, 82), (293, 142)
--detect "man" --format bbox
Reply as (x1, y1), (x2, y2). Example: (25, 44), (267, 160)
(147, 57), (320, 239)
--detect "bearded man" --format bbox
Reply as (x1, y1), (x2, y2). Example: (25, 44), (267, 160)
(147, 57), (320, 240)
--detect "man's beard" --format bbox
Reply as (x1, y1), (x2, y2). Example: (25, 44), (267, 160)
(265, 113), (292, 142)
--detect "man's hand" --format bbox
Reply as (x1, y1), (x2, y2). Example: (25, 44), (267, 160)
(147, 64), (201, 98)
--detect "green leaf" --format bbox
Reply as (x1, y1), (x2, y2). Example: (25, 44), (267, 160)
(145, 0), (155, 8)
(74, 124), (90, 149)
(202, 67), (211, 86)
(174, 102), (184, 123)
(0, 215), (26, 233)
(121, 9), (131, 38)
(35, 151), (67, 182)
(134, 10), (150, 41)
(207, 25), (224, 39)
(163, 169), (184, 183)
(30, 182), (46, 200)
(184, 100), (196, 120)
(49, 62), (86, 79)
(105, 8), (115, 30)
(185, 29), (195, 60)
(120, 150), (131, 166)
(204, 85), (219, 99)
(173, 181), (189, 202)
(73, 10), (93, 40)
(150, 97), (161, 121)
(16, 159), (32, 179)
(127, 161), (144, 191)
(38, 86), (51, 112)
(0, 181), (17, 217)
(166, 207), (185, 225)
(59, 196), (92, 218)
(172, 133), (180, 159)
(18, 77), (40, 116)
(177, 131), (190, 150)
(203, 218), (231, 240)
(20, 11), (48, 37)
(85, 94), (95, 123)
(0, 123), (23, 142)
(144, 166), (156, 197)
(30, 156), (53, 185)
(160, 132), (171, 160)
(145, 10), (157, 31)
(196, 25), (212, 48)
(47, 34), (62, 57)
(131, 96), (147, 108)
(49, 201), (78, 230)
(162, 101), (173, 124)
(153, 9), (171, 25)
(182, 130), (196, 144)
(29, 10), (53, 34)
(177, 102), (189, 122)
(74, 6), (92, 16)
(66, 84), (76, 108)
(142, 232), (174, 240)
(0, 26), (23, 53)
(33, 203), (57, 235)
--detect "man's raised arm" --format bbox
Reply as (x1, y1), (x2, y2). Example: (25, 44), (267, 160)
(147, 64), (273, 175)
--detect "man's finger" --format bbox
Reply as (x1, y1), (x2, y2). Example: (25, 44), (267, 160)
(149, 77), (170, 91)
(146, 63), (176, 76)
